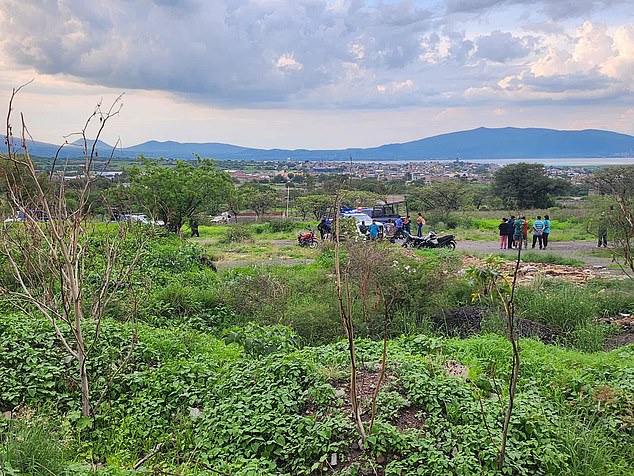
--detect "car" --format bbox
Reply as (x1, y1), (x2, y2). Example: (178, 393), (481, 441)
(342, 212), (384, 237)
(122, 213), (164, 226)
(210, 212), (232, 223)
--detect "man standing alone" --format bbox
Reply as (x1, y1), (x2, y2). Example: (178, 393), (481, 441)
(598, 212), (608, 248)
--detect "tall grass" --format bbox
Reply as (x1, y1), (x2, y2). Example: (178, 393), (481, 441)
(0, 421), (66, 476)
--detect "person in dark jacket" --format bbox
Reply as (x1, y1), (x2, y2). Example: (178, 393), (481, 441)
(189, 216), (200, 237)
(598, 212), (608, 247)
(317, 218), (328, 240)
(498, 218), (509, 249)
(507, 216), (516, 248)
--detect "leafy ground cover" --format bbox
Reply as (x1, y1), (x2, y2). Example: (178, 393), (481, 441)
(1, 232), (633, 475)
(1, 315), (632, 475)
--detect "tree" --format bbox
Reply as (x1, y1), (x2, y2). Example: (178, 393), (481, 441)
(241, 184), (277, 221)
(340, 190), (383, 209)
(593, 166), (634, 279)
(225, 185), (244, 224)
(126, 158), (232, 233)
(407, 179), (471, 220)
(492, 163), (567, 209)
(1, 89), (146, 417)
(294, 194), (332, 220)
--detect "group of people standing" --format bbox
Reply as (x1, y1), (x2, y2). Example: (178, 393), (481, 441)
(498, 215), (551, 250)
(388, 213), (426, 238)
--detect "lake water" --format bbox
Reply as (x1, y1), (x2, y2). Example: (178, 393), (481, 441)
(361, 157), (634, 166)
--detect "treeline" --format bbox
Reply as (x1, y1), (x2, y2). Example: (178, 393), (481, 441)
(0, 157), (597, 235)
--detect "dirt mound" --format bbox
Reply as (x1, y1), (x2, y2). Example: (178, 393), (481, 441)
(434, 306), (561, 344)
(434, 307), (484, 338)
(600, 313), (634, 350)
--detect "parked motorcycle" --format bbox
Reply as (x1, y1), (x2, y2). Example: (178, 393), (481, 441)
(297, 229), (318, 248)
(402, 231), (456, 250)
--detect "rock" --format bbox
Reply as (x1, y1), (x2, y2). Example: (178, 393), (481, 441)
(335, 388), (346, 398)
(189, 407), (203, 419)
(377, 455), (386, 464)
(445, 360), (469, 379)
(1, 411), (11, 420)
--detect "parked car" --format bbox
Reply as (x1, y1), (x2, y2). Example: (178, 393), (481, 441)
(210, 212), (232, 223)
(342, 212), (384, 237)
(122, 213), (164, 226)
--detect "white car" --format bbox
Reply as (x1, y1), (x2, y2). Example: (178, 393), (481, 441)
(210, 212), (231, 223)
(342, 212), (384, 237)
(122, 214), (164, 226)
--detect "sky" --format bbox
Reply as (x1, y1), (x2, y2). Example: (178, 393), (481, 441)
(1, 0), (633, 149)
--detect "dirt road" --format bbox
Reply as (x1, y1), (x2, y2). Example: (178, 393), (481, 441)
(458, 239), (615, 268)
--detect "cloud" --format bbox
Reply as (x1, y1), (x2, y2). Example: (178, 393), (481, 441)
(474, 31), (532, 62)
(0, 0), (632, 113)
(445, 0), (628, 20)
(0, 0), (439, 106)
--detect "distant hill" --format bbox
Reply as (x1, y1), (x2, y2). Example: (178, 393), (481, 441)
(23, 127), (634, 161)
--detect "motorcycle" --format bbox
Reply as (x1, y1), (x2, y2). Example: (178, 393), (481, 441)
(402, 231), (456, 250)
(298, 229), (318, 248)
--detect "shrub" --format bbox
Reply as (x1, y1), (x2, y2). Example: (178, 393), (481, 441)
(222, 225), (253, 243)
(253, 221), (301, 234)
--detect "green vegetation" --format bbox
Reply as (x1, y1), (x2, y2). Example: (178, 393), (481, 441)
(3, 131), (634, 475)
(0, 232), (632, 475)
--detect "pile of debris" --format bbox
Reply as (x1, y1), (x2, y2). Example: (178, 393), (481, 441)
(601, 313), (634, 350)
(461, 256), (609, 285)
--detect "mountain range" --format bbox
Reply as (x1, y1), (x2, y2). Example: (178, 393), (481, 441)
(22, 127), (634, 161)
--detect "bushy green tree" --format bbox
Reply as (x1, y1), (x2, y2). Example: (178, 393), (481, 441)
(492, 163), (570, 208)
(294, 194), (333, 220)
(407, 179), (471, 219)
(126, 158), (232, 233)
(241, 184), (278, 221)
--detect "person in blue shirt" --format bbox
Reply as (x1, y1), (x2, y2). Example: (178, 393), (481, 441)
(368, 220), (380, 241)
(394, 216), (404, 239)
(542, 214), (551, 249)
(532, 215), (545, 250)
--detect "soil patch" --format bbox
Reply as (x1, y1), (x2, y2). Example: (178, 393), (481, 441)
(393, 405), (425, 431)
(518, 318), (562, 344)
(434, 307), (484, 338)
(433, 306), (561, 344)
(604, 331), (634, 350)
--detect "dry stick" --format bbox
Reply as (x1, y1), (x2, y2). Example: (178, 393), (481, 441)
(332, 195), (366, 443)
(497, 243), (522, 471)
(368, 289), (390, 434)
(133, 442), (164, 470)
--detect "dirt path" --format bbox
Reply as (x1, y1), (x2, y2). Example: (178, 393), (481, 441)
(458, 240), (615, 269)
